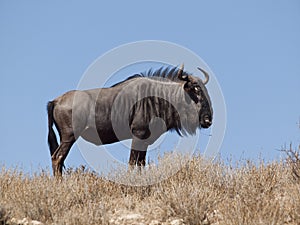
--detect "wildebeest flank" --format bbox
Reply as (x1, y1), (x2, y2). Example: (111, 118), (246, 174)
(47, 65), (213, 176)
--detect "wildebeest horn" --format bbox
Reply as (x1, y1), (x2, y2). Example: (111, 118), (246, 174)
(179, 63), (184, 71)
(178, 63), (188, 80)
(197, 67), (209, 85)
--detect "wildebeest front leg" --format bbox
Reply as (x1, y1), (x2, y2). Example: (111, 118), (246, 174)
(51, 140), (75, 176)
(129, 138), (148, 169)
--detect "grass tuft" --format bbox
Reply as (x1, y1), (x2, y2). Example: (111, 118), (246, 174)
(1, 152), (300, 224)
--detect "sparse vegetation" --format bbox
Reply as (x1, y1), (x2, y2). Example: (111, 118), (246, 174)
(1, 149), (300, 225)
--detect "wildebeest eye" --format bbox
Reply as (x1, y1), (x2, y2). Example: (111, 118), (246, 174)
(194, 86), (200, 92)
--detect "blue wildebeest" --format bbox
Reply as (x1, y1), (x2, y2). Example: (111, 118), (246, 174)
(47, 65), (213, 176)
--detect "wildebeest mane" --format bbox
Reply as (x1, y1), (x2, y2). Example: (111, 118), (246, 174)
(140, 66), (188, 82)
(111, 66), (188, 87)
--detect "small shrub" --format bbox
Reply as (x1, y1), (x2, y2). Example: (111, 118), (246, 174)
(283, 144), (300, 182)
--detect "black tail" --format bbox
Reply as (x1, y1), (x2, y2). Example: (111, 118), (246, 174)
(47, 101), (59, 156)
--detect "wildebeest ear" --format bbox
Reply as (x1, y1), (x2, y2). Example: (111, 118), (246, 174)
(183, 82), (199, 103)
(177, 64), (188, 81)
(183, 82), (192, 93)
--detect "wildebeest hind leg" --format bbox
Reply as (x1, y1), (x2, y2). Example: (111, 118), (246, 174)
(52, 139), (75, 176)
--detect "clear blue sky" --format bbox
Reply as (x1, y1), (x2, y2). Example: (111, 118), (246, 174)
(1, 1), (299, 172)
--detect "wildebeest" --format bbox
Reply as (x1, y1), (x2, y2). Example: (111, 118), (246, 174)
(47, 64), (213, 176)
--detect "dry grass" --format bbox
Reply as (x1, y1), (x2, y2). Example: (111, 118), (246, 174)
(0, 149), (300, 225)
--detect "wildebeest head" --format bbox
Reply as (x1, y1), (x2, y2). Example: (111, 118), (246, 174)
(177, 64), (213, 129)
